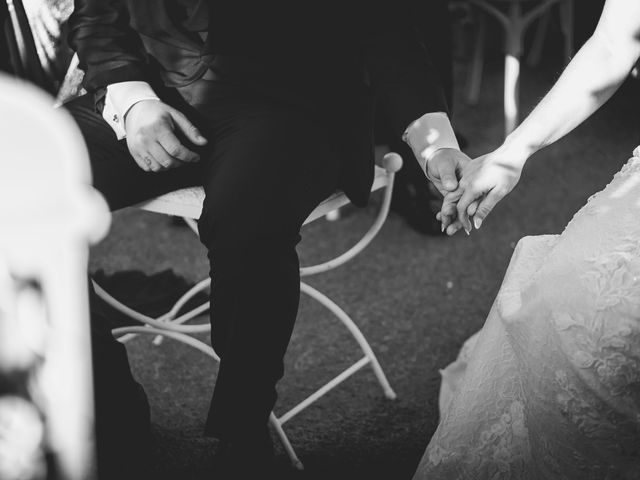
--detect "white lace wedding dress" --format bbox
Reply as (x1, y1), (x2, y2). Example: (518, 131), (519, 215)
(414, 150), (640, 480)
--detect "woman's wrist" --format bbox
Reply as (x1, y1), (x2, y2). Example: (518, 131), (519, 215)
(496, 134), (537, 168)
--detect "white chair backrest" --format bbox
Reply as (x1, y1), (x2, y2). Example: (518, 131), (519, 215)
(0, 73), (109, 480)
(0, 73), (100, 231)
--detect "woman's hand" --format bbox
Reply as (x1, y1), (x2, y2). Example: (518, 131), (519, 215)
(439, 0), (640, 236)
(438, 149), (527, 235)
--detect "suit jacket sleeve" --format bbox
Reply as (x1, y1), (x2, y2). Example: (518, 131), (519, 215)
(68, 0), (149, 93)
(361, 25), (450, 139)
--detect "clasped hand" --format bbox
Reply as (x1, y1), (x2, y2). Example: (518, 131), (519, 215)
(433, 149), (525, 236)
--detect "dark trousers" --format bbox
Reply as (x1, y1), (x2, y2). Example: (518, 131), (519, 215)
(66, 78), (343, 447)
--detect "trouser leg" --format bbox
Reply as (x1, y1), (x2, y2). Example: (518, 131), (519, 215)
(194, 95), (342, 440)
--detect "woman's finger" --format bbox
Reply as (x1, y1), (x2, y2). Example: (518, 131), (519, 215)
(456, 188), (480, 233)
(473, 188), (506, 229)
(467, 200), (480, 218)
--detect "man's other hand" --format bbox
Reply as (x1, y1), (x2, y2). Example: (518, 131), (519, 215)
(124, 100), (208, 172)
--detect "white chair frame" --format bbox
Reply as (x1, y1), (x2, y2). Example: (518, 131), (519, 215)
(456, 0), (574, 136)
(93, 149), (402, 470)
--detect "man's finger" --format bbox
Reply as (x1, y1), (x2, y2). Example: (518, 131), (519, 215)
(170, 109), (208, 146)
(439, 214), (451, 233)
(473, 188), (505, 229)
(440, 189), (462, 216)
(436, 212), (452, 233)
(131, 151), (152, 172)
(158, 132), (200, 163)
(438, 188), (463, 232)
(441, 199), (458, 218)
(148, 143), (176, 170)
(439, 208), (454, 232)
(436, 157), (458, 192)
(128, 140), (156, 171)
(446, 219), (464, 236)
(136, 135), (167, 171)
(140, 154), (160, 172)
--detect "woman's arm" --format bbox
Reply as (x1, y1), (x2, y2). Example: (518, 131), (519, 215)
(503, 0), (640, 160)
(446, 0), (640, 234)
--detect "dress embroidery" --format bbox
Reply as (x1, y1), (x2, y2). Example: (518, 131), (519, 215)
(414, 154), (640, 480)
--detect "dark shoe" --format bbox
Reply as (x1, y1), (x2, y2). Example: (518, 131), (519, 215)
(213, 429), (275, 479)
(95, 381), (152, 480)
(391, 177), (444, 235)
(89, 280), (152, 479)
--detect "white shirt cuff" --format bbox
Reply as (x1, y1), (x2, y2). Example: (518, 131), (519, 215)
(402, 112), (460, 173)
(102, 81), (160, 140)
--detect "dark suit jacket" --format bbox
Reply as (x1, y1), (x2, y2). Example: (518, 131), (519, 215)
(68, 0), (449, 206)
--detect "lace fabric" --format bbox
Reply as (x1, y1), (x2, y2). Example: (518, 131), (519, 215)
(414, 153), (640, 480)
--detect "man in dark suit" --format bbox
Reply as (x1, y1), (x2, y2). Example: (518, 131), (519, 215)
(66, 1), (470, 477)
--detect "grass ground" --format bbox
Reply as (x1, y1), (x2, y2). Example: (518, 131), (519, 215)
(89, 57), (640, 479)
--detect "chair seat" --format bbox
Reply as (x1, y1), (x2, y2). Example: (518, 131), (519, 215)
(137, 164), (391, 226)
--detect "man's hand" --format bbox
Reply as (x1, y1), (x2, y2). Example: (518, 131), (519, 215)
(124, 100), (208, 172)
(424, 148), (471, 231)
(438, 149), (525, 235)
(425, 148), (471, 195)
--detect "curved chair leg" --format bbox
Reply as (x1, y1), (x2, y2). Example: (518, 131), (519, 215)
(300, 282), (396, 400)
(526, 7), (550, 67)
(466, 11), (486, 105)
(504, 51), (520, 136)
(503, 2), (523, 136)
(269, 413), (305, 471)
(111, 326), (305, 470)
(560, 0), (574, 64)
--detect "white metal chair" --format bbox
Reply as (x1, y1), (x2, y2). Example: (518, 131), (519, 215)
(0, 73), (110, 480)
(96, 147), (402, 470)
(455, 0), (574, 136)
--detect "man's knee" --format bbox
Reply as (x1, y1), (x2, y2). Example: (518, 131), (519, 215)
(198, 206), (302, 269)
